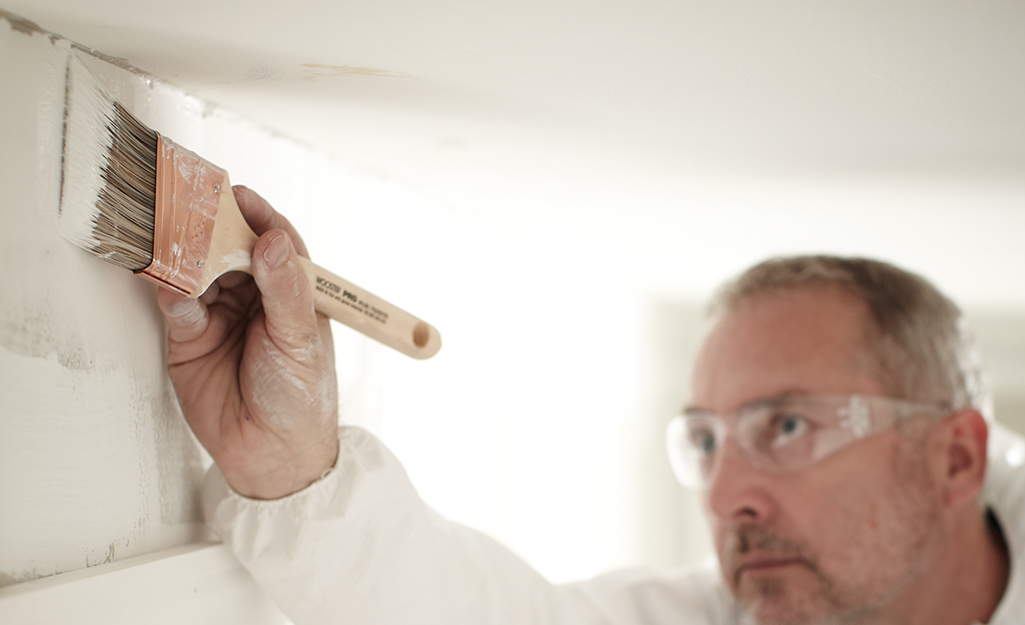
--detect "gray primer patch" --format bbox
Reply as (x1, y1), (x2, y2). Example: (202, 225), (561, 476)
(0, 262), (92, 371)
(0, 567), (54, 589)
(0, 9), (45, 36)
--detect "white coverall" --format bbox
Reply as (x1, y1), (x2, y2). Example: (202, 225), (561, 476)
(204, 424), (1025, 624)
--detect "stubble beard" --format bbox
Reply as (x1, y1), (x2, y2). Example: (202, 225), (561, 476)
(724, 442), (944, 625)
(725, 525), (848, 625)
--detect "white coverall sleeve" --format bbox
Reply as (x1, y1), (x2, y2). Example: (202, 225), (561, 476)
(203, 426), (729, 625)
(202, 426), (602, 624)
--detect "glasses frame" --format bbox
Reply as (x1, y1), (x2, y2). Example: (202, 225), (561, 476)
(666, 393), (952, 489)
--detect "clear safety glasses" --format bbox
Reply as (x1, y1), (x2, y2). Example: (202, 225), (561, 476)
(666, 393), (951, 489)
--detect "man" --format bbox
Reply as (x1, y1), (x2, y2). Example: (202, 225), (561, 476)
(677, 261), (1015, 624)
(158, 187), (1025, 624)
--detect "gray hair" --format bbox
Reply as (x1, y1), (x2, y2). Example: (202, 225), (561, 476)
(711, 256), (992, 419)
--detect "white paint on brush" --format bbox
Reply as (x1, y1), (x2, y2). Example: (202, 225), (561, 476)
(56, 54), (115, 251)
(215, 248), (252, 272)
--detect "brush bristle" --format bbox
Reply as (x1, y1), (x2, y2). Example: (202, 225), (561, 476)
(59, 56), (157, 272)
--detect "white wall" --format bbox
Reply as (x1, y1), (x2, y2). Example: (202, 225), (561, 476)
(0, 21), (381, 589)
(0, 23), (208, 586)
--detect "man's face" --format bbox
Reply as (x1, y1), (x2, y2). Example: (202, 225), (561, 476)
(690, 287), (943, 625)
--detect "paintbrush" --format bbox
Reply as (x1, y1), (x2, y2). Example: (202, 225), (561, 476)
(57, 56), (440, 359)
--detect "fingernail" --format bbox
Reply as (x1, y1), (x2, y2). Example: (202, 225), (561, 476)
(263, 232), (289, 269)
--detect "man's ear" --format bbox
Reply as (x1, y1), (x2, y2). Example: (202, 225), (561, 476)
(930, 409), (989, 508)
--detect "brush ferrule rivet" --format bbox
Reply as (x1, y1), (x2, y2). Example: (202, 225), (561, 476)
(197, 260), (205, 267)
(213, 185), (220, 194)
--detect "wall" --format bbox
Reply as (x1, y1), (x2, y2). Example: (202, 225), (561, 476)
(0, 17), (377, 590)
(0, 19), (207, 586)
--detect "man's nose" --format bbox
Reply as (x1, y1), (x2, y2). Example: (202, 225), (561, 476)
(706, 437), (776, 524)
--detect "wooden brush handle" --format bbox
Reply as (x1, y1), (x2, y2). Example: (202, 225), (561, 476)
(193, 174), (440, 359)
(300, 257), (441, 359)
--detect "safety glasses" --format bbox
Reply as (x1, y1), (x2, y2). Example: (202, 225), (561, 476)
(666, 393), (951, 488)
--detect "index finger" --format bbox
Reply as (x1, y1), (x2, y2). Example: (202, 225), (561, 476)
(232, 185), (311, 258)
(156, 287), (210, 345)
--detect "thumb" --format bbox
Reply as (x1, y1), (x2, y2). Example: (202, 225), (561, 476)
(252, 229), (319, 355)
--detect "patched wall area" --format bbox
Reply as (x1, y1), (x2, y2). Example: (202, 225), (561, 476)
(0, 18), (212, 587)
(0, 16), (379, 587)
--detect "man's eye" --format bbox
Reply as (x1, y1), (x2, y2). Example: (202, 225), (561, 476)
(688, 429), (717, 456)
(770, 413), (810, 444)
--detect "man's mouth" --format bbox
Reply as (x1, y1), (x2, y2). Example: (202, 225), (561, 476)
(734, 555), (807, 582)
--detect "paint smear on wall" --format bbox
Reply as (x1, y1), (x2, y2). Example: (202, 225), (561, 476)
(300, 63), (414, 80)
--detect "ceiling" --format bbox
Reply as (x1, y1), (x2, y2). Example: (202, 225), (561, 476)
(4, 0), (1025, 303)
(8, 0), (1024, 172)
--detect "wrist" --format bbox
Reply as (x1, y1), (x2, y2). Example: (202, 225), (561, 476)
(223, 435), (340, 500)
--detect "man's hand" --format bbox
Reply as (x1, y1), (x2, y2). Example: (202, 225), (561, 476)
(157, 186), (340, 500)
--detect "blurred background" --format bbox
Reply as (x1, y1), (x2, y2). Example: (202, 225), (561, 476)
(3, 0), (1023, 584)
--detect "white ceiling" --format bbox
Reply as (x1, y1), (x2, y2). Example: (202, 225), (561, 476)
(5, 1), (1025, 304)
(9, 0), (1024, 173)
